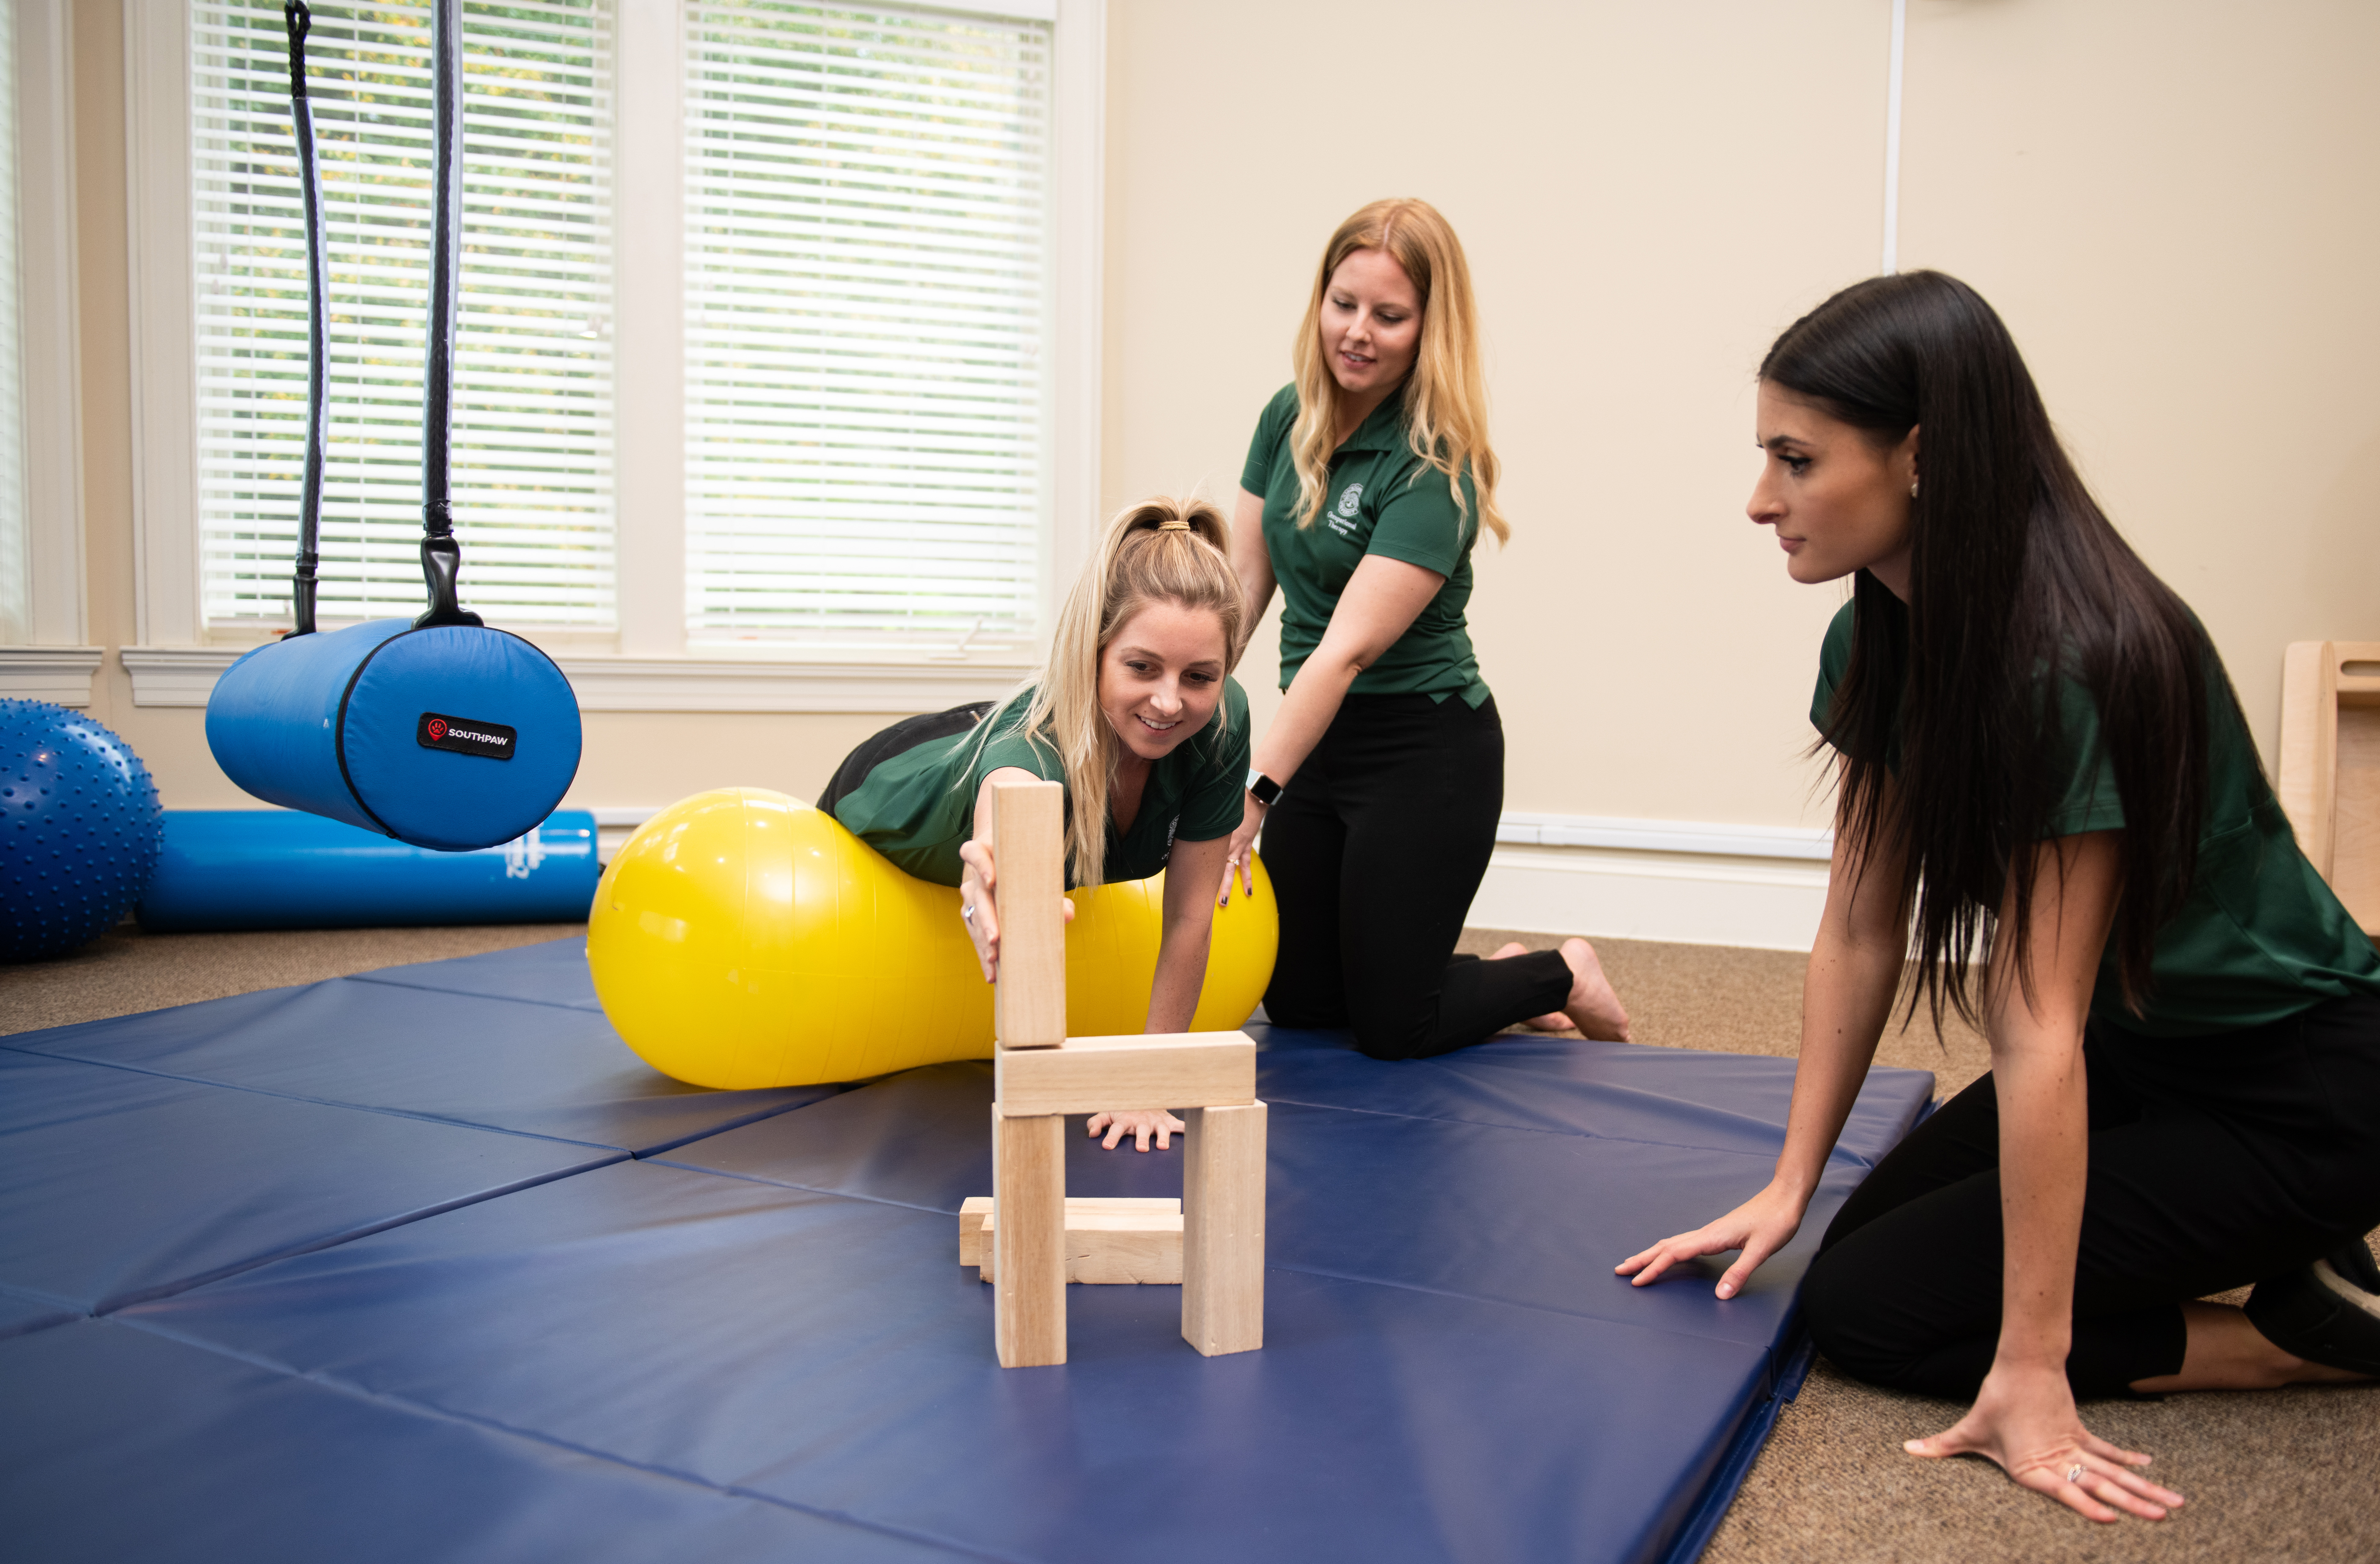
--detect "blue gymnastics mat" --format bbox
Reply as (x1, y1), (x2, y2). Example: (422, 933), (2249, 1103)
(0, 937), (1933, 1564)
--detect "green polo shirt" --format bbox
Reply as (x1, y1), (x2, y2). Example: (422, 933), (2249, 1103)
(827, 679), (1252, 888)
(1811, 598), (2380, 1037)
(1239, 383), (1490, 706)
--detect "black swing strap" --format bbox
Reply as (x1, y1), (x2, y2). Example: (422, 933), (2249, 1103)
(415, 0), (481, 629)
(284, 1), (327, 637)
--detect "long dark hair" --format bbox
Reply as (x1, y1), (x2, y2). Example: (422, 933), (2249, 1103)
(1764, 271), (2238, 1021)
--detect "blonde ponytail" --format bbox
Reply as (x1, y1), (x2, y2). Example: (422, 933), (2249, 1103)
(976, 497), (1245, 887)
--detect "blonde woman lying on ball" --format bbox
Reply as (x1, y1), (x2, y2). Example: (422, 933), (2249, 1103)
(820, 497), (1252, 1151)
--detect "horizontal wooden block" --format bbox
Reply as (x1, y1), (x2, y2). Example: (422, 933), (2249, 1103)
(993, 1031), (1256, 1116)
(959, 1196), (1179, 1267)
(962, 1196), (1184, 1284)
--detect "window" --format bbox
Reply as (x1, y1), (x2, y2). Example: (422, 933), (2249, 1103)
(130, 0), (1096, 704)
(174, 0), (1078, 671)
(685, 1), (1051, 647)
(190, 0), (614, 628)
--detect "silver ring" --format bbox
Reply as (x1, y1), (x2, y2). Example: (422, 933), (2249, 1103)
(961, 903), (975, 923)
(2067, 1464), (2086, 1486)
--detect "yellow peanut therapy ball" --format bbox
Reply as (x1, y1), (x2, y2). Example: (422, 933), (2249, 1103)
(586, 788), (1278, 1089)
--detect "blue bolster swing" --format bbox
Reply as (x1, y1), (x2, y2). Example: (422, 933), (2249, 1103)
(206, 0), (580, 855)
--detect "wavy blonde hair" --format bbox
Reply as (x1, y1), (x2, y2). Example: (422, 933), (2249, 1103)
(1288, 198), (1508, 545)
(981, 497), (1245, 888)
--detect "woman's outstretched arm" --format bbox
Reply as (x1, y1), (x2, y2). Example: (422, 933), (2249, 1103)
(1617, 771), (1910, 1296)
(1147, 834), (1229, 1033)
(1217, 549), (1442, 904)
(1087, 833), (1234, 1152)
(1903, 829), (2183, 1524)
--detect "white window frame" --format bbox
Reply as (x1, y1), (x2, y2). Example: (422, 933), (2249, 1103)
(119, 0), (1100, 713)
(0, 0), (98, 705)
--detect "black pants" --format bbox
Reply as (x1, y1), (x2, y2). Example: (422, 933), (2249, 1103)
(1261, 693), (1572, 1060)
(1804, 992), (2380, 1399)
(816, 702), (994, 815)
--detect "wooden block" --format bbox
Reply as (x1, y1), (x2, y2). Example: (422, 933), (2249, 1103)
(959, 1196), (993, 1268)
(992, 1107), (1066, 1366)
(961, 1196), (1177, 1268)
(2279, 641), (2340, 874)
(966, 1197), (1183, 1284)
(1181, 1100), (1266, 1357)
(2338, 681), (2380, 937)
(2279, 641), (2380, 938)
(994, 1031), (1256, 1117)
(991, 777), (1066, 1049)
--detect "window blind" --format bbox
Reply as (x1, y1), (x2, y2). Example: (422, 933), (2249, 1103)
(0, 0), (24, 642)
(686, 0), (1052, 645)
(191, 0), (615, 628)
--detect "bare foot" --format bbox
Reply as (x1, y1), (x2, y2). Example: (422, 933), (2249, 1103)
(1489, 941), (1574, 1031)
(1557, 937), (1631, 1042)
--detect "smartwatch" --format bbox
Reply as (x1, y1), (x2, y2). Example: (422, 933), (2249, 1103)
(1245, 768), (1284, 807)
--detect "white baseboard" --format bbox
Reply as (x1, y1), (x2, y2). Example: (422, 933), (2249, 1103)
(1467, 845), (1828, 952)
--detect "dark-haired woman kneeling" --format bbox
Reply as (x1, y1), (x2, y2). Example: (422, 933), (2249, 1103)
(1619, 271), (2380, 1525)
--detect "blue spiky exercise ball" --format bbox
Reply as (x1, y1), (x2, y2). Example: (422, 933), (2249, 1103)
(1, 700), (164, 961)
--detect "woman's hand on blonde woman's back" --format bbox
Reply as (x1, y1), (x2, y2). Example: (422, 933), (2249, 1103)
(1218, 793), (1266, 906)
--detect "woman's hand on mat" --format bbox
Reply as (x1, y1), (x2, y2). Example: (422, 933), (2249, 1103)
(957, 839), (1073, 983)
(1086, 1108), (1186, 1152)
(1905, 1361), (2183, 1523)
(1217, 793), (1266, 906)
(1614, 1180), (1806, 1298)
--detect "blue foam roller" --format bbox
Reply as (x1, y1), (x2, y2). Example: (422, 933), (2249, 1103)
(137, 809), (600, 932)
(206, 620), (582, 852)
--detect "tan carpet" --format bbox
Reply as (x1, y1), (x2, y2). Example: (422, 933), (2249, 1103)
(7, 922), (2375, 1558)
(0, 921), (583, 1035)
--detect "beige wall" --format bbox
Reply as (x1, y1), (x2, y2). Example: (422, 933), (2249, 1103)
(1102, 0), (2380, 831)
(56, 0), (2380, 828)
(1896, 0), (2380, 756)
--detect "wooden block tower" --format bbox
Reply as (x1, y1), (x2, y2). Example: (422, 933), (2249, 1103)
(982, 776), (1266, 1367)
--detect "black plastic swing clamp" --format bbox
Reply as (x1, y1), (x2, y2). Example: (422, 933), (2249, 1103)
(414, 503), (484, 630)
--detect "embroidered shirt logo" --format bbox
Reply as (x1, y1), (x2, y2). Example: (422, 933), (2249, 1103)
(1327, 482), (1364, 536)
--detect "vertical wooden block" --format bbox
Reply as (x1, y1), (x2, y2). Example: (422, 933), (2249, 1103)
(2280, 641), (2380, 937)
(2333, 653), (2380, 935)
(992, 1106), (1066, 1367)
(991, 777), (1066, 1049)
(2279, 641), (2340, 874)
(1181, 1100), (1266, 1357)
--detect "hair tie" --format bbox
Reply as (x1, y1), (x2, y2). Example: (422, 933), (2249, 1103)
(1155, 519), (1192, 532)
